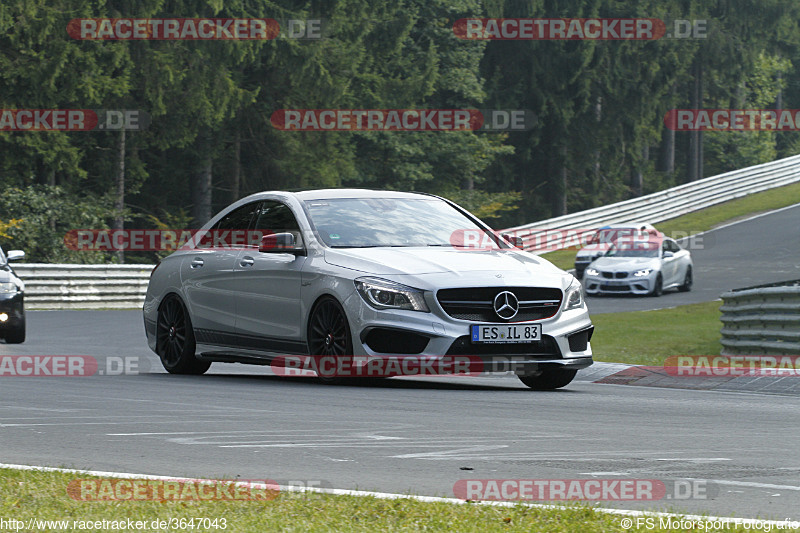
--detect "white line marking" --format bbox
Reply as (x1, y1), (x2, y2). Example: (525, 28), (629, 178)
(0, 462), (794, 525)
(684, 478), (800, 491)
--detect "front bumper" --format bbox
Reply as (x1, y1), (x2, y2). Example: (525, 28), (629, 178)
(343, 290), (594, 376)
(583, 272), (654, 295)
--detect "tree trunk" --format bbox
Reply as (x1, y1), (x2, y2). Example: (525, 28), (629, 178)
(688, 58), (703, 181)
(114, 129), (126, 263)
(658, 127), (675, 179)
(192, 153), (213, 226)
(631, 144), (647, 197)
(554, 144), (568, 216)
(231, 128), (241, 203)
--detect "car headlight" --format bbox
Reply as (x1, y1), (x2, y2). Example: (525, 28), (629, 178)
(354, 277), (429, 312)
(633, 269), (653, 277)
(0, 282), (18, 293)
(563, 278), (584, 311)
(585, 268), (599, 277)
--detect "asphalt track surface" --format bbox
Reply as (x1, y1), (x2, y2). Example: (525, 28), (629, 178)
(2, 310), (800, 520)
(1, 205), (799, 520)
(583, 202), (800, 314)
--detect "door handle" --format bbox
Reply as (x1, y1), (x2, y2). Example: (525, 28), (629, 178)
(240, 256), (255, 267)
(190, 258), (204, 268)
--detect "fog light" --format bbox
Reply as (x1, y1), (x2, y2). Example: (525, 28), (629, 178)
(0, 313), (8, 322)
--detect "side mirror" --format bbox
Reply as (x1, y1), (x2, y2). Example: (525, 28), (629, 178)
(663, 251), (674, 258)
(259, 233), (304, 254)
(501, 233), (524, 249)
(6, 250), (24, 261)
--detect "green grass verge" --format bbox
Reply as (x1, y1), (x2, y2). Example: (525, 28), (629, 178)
(0, 468), (751, 532)
(589, 300), (723, 367)
(538, 180), (800, 271)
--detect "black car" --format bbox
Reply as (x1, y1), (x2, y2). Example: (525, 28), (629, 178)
(0, 246), (25, 343)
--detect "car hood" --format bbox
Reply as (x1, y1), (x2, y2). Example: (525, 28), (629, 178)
(590, 256), (659, 272)
(324, 247), (561, 276)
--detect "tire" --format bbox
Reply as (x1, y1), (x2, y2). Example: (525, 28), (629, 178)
(678, 266), (692, 292)
(518, 368), (578, 390)
(156, 295), (210, 375)
(307, 296), (353, 384)
(4, 318), (25, 344)
(650, 274), (663, 297)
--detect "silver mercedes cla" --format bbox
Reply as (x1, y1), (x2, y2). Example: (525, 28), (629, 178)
(143, 189), (594, 389)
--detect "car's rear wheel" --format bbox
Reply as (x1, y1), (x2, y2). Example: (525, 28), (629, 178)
(4, 318), (25, 344)
(650, 274), (663, 297)
(518, 368), (577, 390)
(679, 266), (692, 292)
(307, 296), (353, 383)
(156, 295), (210, 375)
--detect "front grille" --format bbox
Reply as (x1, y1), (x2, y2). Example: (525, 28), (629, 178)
(446, 335), (561, 357)
(602, 271), (628, 279)
(436, 287), (562, 323)
(600, 285), (630, 292)
(615, 272), (628, 279)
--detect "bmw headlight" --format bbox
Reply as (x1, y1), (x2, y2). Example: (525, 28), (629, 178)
(564, 278), (584, 311)
(354, 277), (430, 312)
(0, 282), (18, 293)
(633, 268), (653, 277)
(585, 268), (600, 277)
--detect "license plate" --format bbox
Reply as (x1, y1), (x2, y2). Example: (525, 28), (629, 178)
(471, 324), (541, 344)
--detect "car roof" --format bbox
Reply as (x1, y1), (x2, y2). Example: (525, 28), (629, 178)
(244, 189), (435, 201)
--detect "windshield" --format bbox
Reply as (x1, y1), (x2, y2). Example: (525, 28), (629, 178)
(605, 242), (660, 258)
(303, 197), (493, 248)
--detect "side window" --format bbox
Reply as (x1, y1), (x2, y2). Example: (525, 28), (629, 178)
(253, 201), (300, 232)
(213, 202), (260, 231)
(253, 201), (303, 245)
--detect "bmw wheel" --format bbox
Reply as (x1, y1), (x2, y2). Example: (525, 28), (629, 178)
(679, 266), (693, 292)
(650, 274), (663, 297)
(156, 295), (210, 375)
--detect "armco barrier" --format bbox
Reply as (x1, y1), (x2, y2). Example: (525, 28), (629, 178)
(504, 153), (800, 252)
(9, 153), (800, 309)
(14, 264), (154, 309)
(720, 280), (800, 356)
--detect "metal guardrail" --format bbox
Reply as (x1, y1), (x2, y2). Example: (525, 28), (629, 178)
(720, 280), (800, 356)
(14, 264), (153, 309)
(10, 154), (800, 309)
(505, 153), (800, 252)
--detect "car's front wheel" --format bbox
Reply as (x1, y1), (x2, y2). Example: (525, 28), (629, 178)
(518, 368), (578, 390)
(307, 296), (353, 383)
(156, 295), (210, 375)
(650, 274), (663, 297)
(679, 266), (692, 292)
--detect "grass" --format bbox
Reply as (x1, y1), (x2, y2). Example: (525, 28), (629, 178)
(0, 468), (756, 532)
(589, 300), (723, 367)
(538, 180), (800, 271)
